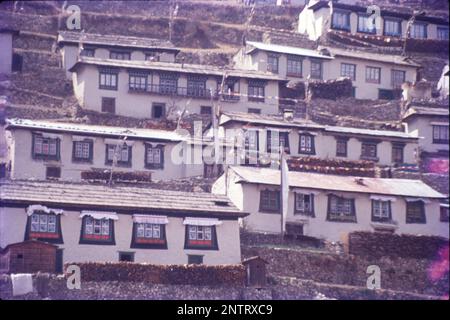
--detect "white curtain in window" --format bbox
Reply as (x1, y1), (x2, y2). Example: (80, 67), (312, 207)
(104, 138), (134, 146)
(79, 211), (119, 220)
(72, 135), (96, 142)
(405, 197), (431, 204)
(37, 132), (63, 139)
(26, 205), (64, 216)
(370, 195), (397, 202)
(183, 217), (222, 226)
(132, 214), (169, 224)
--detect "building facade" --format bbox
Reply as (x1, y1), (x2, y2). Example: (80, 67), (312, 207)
(0, 180), (247, 266)
(213, 166), (448, 241)
(57, 31), (179, 79)
(233, 41), (419, 100)
(217, 112), (419, 168)
(4, 118), (204, 182)
(298, 0), (449, 41)
(69, 57), (285, 118)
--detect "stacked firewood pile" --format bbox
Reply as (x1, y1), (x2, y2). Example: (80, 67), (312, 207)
(288, 156), (376, 177)
(307, 78), (353, 100)
(81, 170), (152, 183)
(64, 262), (246, 286)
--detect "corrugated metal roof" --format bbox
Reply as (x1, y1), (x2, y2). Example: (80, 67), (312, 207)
(230, 166), (446, 199)
(320, 46), (421, 67)
(220, 112), (418, 140)
(324, 125), (417, 139)
(57, 31), (178, 52)
(69, 57), (286, 81)
(220, 112), (323, 129)
(6, 118), (184, 142)
(403, 106), (449, 120)
(246, 41), (333, 60)
(0, 180), (246, 217)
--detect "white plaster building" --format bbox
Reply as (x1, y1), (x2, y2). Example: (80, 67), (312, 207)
(217, 112), (420, 167)
(69, 57), (285, 118)
(233, 41), (420, 100)
(4, 118), (204, 182)
(298, 0), (449, 41)
(0, 180), (247, 267)
(212, 166), (448, 241)
(57, 31), (179, 79)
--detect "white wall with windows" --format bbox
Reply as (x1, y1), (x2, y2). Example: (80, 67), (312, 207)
(218, 122), (419, 167)
(0, 207), (242, 265)
(5, 128), (203, 182)
(72, 64), (281, 118)
(213, 169), (448, 241)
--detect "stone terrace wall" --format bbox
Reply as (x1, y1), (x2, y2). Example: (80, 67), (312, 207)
(348, 231), (449, 259)
(242, 245), (449, 296)
(0, 273), (444, 300)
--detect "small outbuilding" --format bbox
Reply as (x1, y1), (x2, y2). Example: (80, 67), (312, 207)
(242, 256), (268, 288)
(0, 240), (57, 274)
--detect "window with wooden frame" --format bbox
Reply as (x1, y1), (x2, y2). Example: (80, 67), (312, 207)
(25, 211), (63, 244)
(72, 139), (94, 163)
(360, 141), (379, 161)
(357, 14), (376, 34)
(32, 134), (60, 161)
(80, 47), (95, 57)
(187, 254), (204, 264)
(365, 66), (381, 84)
(437, 26), (449, 40)
(145, 144), (164, 169)
(105, 144), (132, 167)
(391, 69), (406, 89)
(432, 125), (449, 144)
(184, 225), (218, 250)
(187, 75), (207, 98)
(406, 200), (426, 224)
(298, 133), (315, 155)
(248, 80), (265, 102)
(294, 193), (315, 216)
(101, 97), (116, 114)
(79, 216), (115, 245)
(327, 195), (357, 222)
(99, 68), (118, 90)
(152, 103), (166, 119)
(259, 189), (281, 213)
(336, 138), (348, 157)
(248, 108), (261, 114)
(331, 10), (350, 31)
(159, 73), (178, 94)
(410, 22), (427, 39)
(129, 70), (148, 91)
(371, 200), (392, 222)
(287, 55), (302, 77)
(131, 223), (167, 249)
(267, 131), (290, 154)
(440, 206), (449, 222)
(200, 106), (212, 115)
(341, 63), (356, 81)
(383, 18), (402, 37)
(310, 59), (323, 80)
(145, 52), (160, 62)
(46, 166), (61, 180)
(109, 51), (131, 60)
(267, 54), (279, 74)
(392, 143), (404, 164)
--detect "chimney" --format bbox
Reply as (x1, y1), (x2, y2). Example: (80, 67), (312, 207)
(283, 109), (294, 121)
